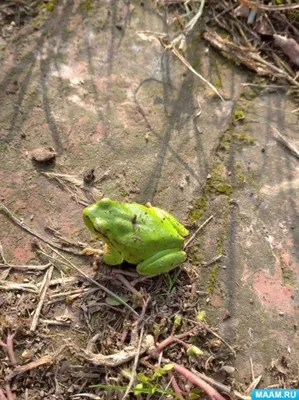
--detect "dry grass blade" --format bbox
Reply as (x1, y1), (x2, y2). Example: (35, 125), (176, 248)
(240, 1), (299, 11)
(38, 276), (78, 287)
(185, 0), (205, 32)
(121, 324), (145, 400)
(245, 375), (262, 394)
(137, 31), (224, 101)
(0, 281), (38, 293)
(0, 263), (51, 271)
(184, 215), (214, 249)
(43, 172), (102, 203)
(30, 264), (54, 332)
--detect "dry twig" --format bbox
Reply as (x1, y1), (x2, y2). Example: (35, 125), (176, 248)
(30, 264), (54, 332)
(271, 124), (299, 159)
(184, 215), (214, 249)
(0, 204), (82, 255)
(48, 245), (139, 317)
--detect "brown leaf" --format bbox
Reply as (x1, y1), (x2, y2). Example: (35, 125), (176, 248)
(274, 34), (299, 67)
(254, 15), (272, 36)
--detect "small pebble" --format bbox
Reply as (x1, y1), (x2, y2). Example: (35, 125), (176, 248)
(31, 147), (57, 163)
(279, 311), (284, 316)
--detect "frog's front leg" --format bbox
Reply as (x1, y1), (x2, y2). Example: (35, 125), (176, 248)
(136, 249), (186, 277)
(103, 244), (124, 265)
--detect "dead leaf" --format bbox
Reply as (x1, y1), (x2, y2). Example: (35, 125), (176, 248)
(274, 34), (299, 67)
(254, 15), (272, 36)
(234, 5), (250, 18)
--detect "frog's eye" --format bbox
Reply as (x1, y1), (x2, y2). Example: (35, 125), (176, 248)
(99, 198), (111, 209)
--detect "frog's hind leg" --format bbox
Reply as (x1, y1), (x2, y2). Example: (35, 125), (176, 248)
(153, 208), (189, 237)
(103, 244), (124, 266)
(136, 249), (186, 277)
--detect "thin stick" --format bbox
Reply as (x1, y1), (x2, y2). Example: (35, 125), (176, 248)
(184, 215), (214, 249)
(40, 319), (71, 326)
(121, 324), (145, 400)
(137, 31), (224, 101)
(30, 264), (54, 332)
(37, 276), (78, 287)
(48, 245), (139, 317)
(192, 370), (231, 394)
(168, 45), (224, 102)
(168, 372), (185, 398)
(0, 389), (7, 400)
(0, 241), (8, 264)
(0, 331), (17, 366)
(0, 282), (38, 293)
(163, 359), (225, 400)
(270, 124), (299, 159)
(185, 0), (205, 32)
(0, 263), (51, 271)
(9, 345), (68, 379)
(192, 370), (251, 400)
(242, 1), (299, 11)
(201, 254), (222, 267)
(185, 318), (236, 357)
(115, 274), (143, 298)
(4, 386), (13, 400)
(0, 204), (81, 255)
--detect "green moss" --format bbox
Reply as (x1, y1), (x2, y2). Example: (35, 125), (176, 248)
(282, 269), (297, 288)
(219, 129), (232, 152)
(215, 76), (222, 89)
(259, 308), (266, 324)
(217, 232), (226, 256)
(208, 265), (217, 294)
(189, 196), (208, 222)
(41, 0), (59, 12)
(192, 58), (201, 70)
(237, 173), (246, 184)
(189, 249), (203, 265)
(120, 191), (128, 198)
(80, 0), (93, 11)
(235, 132), (255, 144)
(214, 183), (232, 195)
(233, 109), (245, 122)
(204, 163), (232, 197)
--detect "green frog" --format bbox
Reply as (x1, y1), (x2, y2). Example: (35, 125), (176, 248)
(82, 198), (189, 277)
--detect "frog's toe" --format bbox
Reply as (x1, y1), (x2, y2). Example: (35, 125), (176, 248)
(103, 245), (124, 266)
(82, 247), (103, 256)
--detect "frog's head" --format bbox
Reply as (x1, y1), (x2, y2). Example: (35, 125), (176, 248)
(82, 198), (114, 240)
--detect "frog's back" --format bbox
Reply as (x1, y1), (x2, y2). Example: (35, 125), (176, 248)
(108, 202), (186, 264)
